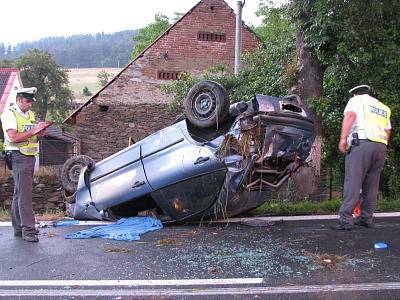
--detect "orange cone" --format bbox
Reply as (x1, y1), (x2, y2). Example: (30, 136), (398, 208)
(353, 199), (361, 218)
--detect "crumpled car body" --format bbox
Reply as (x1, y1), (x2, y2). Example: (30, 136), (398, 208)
(64, 86), (315, 222)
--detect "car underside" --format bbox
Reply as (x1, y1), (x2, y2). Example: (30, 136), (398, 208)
(61, 81), (315, 222)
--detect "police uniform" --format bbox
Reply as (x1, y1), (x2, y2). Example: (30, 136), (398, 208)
(338, 85), (391, 228)
(1, 87), (39, 242)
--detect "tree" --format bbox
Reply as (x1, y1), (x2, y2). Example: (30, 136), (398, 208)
(16, 49), (73, 123)
(131, 14), (171, 59)
(289, 0), (400, 197)
(82, 86), (92, 96)
(162, 0), (400, 199)
(97, 70), (114, 87)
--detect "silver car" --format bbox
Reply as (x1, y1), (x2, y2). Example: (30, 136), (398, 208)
(61, 81), (315, 222)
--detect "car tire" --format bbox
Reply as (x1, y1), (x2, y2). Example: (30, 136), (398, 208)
(184, 80), (230, 128)
(61, 155), (95, 194)
(62, 189), (76, 204)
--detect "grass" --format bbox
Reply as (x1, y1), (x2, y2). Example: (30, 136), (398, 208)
(0, 208), (66, 222)
(250, 196), (400, 216)
(68, 67), (122, 96)
(0, 208), (8, 221)
(1, 196), (399, 222)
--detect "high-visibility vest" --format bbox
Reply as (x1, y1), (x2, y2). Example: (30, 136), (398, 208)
(354, 97), (391, 145)
(4, 108), (38, 156)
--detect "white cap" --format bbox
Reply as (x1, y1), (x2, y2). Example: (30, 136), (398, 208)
(16, 87), (37, 101)
(348, 85), (371, 94)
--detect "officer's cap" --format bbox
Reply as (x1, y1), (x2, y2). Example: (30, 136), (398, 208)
(349, 85), (371, 95)
(16, 87), (37, 101)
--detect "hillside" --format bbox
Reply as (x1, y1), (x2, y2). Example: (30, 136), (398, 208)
(0, 30), (138, 68)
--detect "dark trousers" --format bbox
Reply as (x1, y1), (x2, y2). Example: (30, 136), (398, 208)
(10, 151), (36, 232)
(339, 141), (387, 225)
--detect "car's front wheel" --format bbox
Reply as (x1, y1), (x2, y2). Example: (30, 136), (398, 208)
(61, 155), (95, 194)
(184, 80), (230, 128)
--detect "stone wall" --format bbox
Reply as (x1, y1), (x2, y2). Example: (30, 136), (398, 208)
(70, 102), (177, 161)
(0, 175), (64, 212)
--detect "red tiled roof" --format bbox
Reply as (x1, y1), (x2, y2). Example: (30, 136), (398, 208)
(0, 68), (19, 112)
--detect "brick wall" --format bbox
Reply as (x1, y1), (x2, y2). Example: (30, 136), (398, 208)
(67, 0), (261, 160)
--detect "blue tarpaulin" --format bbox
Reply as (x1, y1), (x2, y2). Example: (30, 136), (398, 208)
(64, 217), (163, 241)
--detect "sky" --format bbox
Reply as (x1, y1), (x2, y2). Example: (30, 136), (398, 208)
(0, 0), (264, 45)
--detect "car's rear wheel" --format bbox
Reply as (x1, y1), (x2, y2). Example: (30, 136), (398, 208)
(184, 80), (230, 128)
(61, 155), (95, 194)
(62, 189), (76, 204)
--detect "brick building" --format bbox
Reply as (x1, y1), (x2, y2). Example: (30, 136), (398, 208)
(63, 0), (260, 161)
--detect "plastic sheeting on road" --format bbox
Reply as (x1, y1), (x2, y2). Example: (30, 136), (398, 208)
(53, 220), (80, 227)
(64, 216), (163, 241)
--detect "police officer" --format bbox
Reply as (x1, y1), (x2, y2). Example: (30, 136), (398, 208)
(332, 85), (391, 230)
(1, 87), (48, 242)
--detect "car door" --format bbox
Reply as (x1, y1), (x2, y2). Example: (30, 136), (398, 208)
(89, 145), (152, 210)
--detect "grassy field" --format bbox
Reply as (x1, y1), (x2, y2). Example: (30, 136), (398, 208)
(68, 68), (122, 98)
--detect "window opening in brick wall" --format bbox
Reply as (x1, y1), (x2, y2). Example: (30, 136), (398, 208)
(197, 32), (226, 42)
(99, 105), (109, 112)
(157, 71), (181, 80)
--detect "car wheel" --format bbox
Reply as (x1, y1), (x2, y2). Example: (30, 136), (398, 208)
(61, 155), (95, 194)
(184, 80), (230, 128)
(62, 189), (76, 204)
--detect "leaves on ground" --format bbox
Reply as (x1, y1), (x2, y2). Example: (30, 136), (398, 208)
(103, 246), (133, 253)
(156, 238), (179, 246)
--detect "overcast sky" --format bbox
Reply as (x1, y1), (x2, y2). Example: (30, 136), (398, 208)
(0, 0), (263, 45)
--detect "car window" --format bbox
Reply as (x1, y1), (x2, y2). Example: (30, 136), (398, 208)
(151, 170), (226, 220)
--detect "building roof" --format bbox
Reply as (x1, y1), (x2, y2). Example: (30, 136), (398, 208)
(0, 68), (19, 112)
(63, 0), (261, 125)
(45, 124), (79, 143)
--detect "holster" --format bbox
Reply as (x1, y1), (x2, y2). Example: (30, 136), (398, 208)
(351, 132), (360, 146)
(3, 151), (12, 170)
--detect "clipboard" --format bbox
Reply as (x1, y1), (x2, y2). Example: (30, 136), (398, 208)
(33, 121), (55, 135)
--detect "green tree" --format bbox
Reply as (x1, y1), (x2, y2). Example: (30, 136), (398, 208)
(162, 0), (400, 198)
(291, 0), (400, 197)
(16, 49), (73, 123)
(97, 70), (114, 87)
(82, 86), (92, 96)
(131, 14), (171, 59)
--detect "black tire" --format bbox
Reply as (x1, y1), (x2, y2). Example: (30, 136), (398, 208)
(61, 155), (95, 194)
(184, 80), (230, 128)
(62, 189), (76, 204)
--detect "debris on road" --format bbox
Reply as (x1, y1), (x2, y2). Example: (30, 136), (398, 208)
(303, 251), (347, 270)
(374, 242), (388, 250)
(103, 246), (133, 253)
(53, 219), (80, 227)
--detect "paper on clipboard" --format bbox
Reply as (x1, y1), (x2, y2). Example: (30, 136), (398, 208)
(32, 121), (55, 134)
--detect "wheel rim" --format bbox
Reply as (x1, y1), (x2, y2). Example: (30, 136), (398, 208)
(68, 163), (84, 184)
(192, 90), (217, 120)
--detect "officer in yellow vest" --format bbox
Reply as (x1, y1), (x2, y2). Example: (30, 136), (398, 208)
(1, 87), (48, 242)
(332, 85), (391, 230)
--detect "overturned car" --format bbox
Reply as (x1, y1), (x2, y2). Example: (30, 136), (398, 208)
(61, 81), (315, 222)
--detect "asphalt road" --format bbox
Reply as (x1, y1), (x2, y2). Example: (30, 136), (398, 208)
(0, 216), (399, 299)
